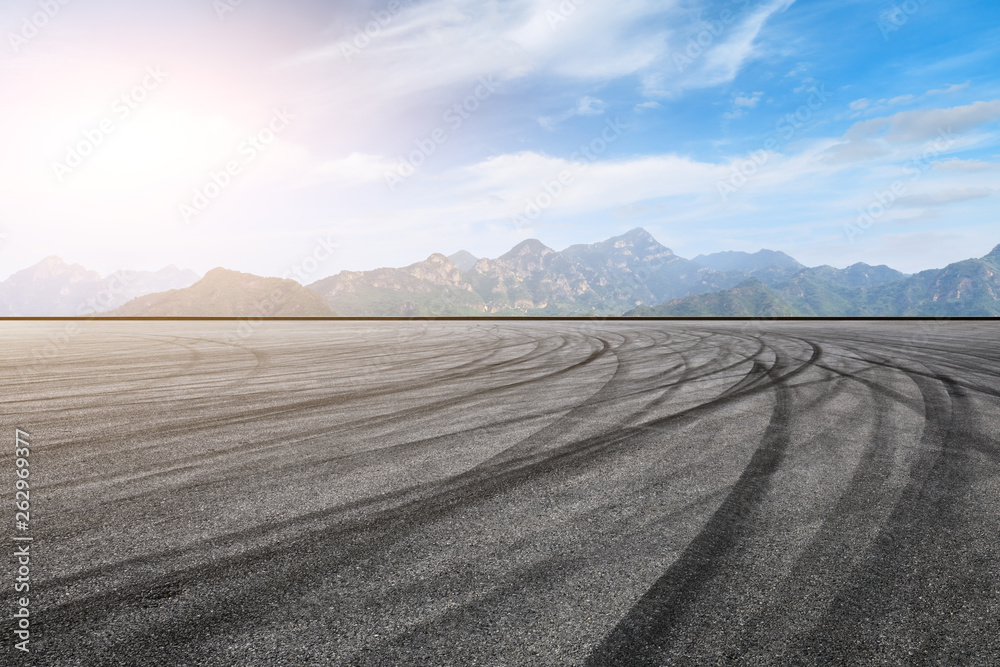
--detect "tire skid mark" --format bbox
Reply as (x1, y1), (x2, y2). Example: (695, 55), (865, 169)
(454, 331), (681, 471)
(722, 339), (907, 661)
(39, 331), (597, 479)
(36, 335), (811, 644)
(46, 336), (619, 501)
(24, 324), (1000, 666)
(790, 341), (993, 664)
(585, 337), (823, 665)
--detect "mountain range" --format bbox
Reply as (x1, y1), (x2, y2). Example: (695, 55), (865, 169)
(0, 257), (199, 316)
(3, 229), (998, 317)
(629, 243), (1000, 317)
(109, 268), (336, 317)
(311, 229), (721, 316)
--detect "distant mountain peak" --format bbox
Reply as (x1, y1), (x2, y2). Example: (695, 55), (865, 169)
(693, 249), (804, 273)
(502, 238), (553, 258)
(27, 255), (88, 273)
(204, 267), (240, 279)
(984, 244), (1000, 265)
(110, 268), (335, 316)
(0, 258), (200, 316)
(619, 228), (655, 242)
(607, 227), (675, 255)
(10, 256), (101, 285)
(447, 250), (478, 272)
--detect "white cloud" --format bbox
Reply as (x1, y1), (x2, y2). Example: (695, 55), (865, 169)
(933, 158), (1000, 173)
(851, 82), (976, 118)
(895, 186), (996, 208)
(734, 92), (764, 108)
(785, 62), (808, 79)
(537, 116), (557, 131)
(724, 91), (764, 119)
(634, 101), (662, 112)
(338, 97), (1000, 263)
(447, 150), (727, 217)
(927, 82), (970, 96)
(315, 153), (399, 186)
(158, 116), (1000, 277)
(538, 95), (607, 129)
(692, 0), (796, 88)
(637, 0), (795, 98)
(288, 0), (677, 109)
(886, 94), (916, 106)
(863, 100), (1000, 142)
(822, 100), (1000, 164)
(575, 96), (607, 116)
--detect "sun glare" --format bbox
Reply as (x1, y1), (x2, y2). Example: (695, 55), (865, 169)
(59, 109), (238, 194)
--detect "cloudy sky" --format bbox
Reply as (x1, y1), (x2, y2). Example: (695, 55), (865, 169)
(1, 0), (998, 280)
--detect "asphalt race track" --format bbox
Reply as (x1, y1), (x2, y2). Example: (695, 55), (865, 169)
(3, 320), (999, 665)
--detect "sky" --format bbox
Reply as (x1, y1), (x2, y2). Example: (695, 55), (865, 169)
(1, 0), (998, 281)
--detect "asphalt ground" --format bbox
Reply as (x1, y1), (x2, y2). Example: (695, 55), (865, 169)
(2, 320), (998, 665)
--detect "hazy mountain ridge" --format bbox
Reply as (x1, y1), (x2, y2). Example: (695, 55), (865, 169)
(692, 249), (804, 273)
(304, 228), (887, 316)
(307, 228), (740, 316)
(5, 234), (998, 317)
(109, 268), (337, 317)
(629, 246), (999, 317)
(863, 253), (1000, 316)
(446, 250), (479, 272)
(0, 257), (200, 316)
(557, 228), (705, 309)
(308, 253), (486, 316)
(463, 239), (597, 314)
(629, 278), (800, 317)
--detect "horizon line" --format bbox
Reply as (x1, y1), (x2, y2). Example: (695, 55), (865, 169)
(0, 316), (995, 322)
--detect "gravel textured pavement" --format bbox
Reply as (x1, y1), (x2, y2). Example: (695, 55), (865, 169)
(2, 320), (998, 665)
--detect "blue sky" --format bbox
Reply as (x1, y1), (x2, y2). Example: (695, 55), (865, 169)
(0, 0), (998, 280)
